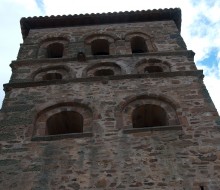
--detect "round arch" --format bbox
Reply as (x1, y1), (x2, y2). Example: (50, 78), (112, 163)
(124, 31), (153, 41)
(31, 65), (72, 81)
(83, 33), (117, 55)
(82, 62), (125, 77)
(134, 58), (171, 74)
(37, 37), (69, 59)
(124, 31), (157, 52)
(33, 102), (93, 136)
(83, 32), (118, 44)
(115, 94), (180, 129)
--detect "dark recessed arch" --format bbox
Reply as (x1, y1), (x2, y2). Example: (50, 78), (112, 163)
(135, 58), (171, 74)
(32, 65), (71, 81)
(84, 33), (116, 44)
(84, 33), (116, 56)
(125, 32), (157, 52)
(42, 73), (63, 81)
(115, 94), (180, 130)
(144, 66), (163, 73)
(47, 43), (64, 58)
(82, 62), (123, 77)
(34, 102), (93, 137)
(116, 94), (180, 113)
(131, 36), (148, 53)
(37, 36), (69, 59)
(46, 111), (83, 135)
(91, 39), (109, 55)
(94, 69), (114, 76)
(132, 104), (167, 128)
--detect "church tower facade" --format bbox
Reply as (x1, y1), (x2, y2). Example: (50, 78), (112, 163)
(0, 8), (220, 190)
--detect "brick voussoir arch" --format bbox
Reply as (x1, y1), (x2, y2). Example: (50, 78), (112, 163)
(83, 33), (118, 56)
(134, 58), (171, 74)
(124, 31), (157, 52)
(31, 65), (73, 81)
(37, 36), (70, 59)
(136, 58), (171, 68)
(115, 93), (180, 129)
(33, 102), (94, 137)
(81, 62), (125, 77)
(124, 31), (153, 41)
(83, 32), (119, 44)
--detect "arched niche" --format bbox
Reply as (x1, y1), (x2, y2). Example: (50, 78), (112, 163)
(33, 102), (93, 137)
(134, 58), (171, 74)
(115, 94), (180, 129)
(84, 34), (116, 55)
(130, 36), (148, 53)
(82, 62), (124, 77)
(47, 43), (64, 58)
(46, 111), (83, 135)
(91, 39), (109, 55)
(94, 69), (114, 76)
(42, 73), (63, 81)
(37, 37), (69, 59)
(132, 104), (167, 128)
(125, 32), (157, 53)
(32, 65), (72, 81)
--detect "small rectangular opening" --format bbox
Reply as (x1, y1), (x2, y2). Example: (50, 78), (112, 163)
(200, 186), (204, 190)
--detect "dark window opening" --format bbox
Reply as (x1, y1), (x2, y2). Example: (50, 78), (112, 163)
(132, 104), (167, 128)
(77, 52), (86, 61)
(144, 66), (163, 73)
(46, 111), (83, 135)
(43, 73), (62, 81)
(47, 43), (64, 58)
(131, 36), (147, 54)
(200, 186), (204, 190)
(94, 69), (114, 76)
(91, 39), (109, 55)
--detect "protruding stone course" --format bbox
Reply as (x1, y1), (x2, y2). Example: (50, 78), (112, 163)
(0, 8), (220, 190)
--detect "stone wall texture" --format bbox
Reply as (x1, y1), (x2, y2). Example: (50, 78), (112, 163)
(0, 17), (220, 190)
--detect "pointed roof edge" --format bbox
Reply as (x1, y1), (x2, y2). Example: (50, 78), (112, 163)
(20, 8), (181, 40)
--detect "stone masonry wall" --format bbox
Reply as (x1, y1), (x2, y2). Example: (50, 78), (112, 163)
(0, 19), (220, 190)
(17, 20), (186, 60)
(1, 75), (220, 189)
(10, 55), (196, 83)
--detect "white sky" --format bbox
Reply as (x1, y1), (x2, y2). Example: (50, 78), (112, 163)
(0, 0), (219, 113)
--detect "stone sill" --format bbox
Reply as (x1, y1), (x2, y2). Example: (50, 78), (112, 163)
(31, 132), (93, 141)
(123, 125), (182, 134)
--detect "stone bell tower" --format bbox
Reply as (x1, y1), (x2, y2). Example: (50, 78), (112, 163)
(0, 8), (220, 190)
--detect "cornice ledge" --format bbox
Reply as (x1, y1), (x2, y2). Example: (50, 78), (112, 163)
(3, 70), (203, 92)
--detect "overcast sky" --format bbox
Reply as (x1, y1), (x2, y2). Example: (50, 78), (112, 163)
(0, 0), (219, 113)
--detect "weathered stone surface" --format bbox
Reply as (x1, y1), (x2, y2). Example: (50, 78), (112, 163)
(0, 9), (220, 190)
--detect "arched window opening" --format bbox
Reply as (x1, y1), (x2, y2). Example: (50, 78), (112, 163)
(132, 104), (167, 128)
(77, 52), (86, 62)
(46, 111), (83, 135)
(94, 69), (114, 76)
(131, 36), (147, 54)
(43, 73), (62, 81)
(47, 43), (64, 58)
(144, 66), (163, 73)
(91, 39), (109, 55)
